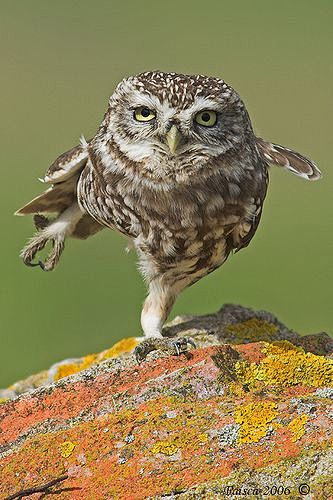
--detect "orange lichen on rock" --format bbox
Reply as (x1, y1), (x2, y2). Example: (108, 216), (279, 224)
(0, 305), (332, 499)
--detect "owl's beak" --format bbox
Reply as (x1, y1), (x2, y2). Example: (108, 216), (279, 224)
(165, 125), (184, 154)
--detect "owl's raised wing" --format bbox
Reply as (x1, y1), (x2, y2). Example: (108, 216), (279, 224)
(16, 139), (105, 271)
(15, 138), (103, 240)
(16, 139), (88, 216)
(256, 137), (322, 180)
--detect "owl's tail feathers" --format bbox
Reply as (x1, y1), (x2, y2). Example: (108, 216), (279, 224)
(256, 137), (322, 181)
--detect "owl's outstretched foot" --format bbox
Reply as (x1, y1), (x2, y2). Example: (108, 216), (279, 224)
(20, 229), (65, 272)
(134, 337), (196, 364)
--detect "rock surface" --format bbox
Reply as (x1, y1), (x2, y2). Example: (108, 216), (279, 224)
(0, 304), (332, 499)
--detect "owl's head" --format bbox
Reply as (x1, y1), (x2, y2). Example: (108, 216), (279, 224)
(95, 71), (253, 181)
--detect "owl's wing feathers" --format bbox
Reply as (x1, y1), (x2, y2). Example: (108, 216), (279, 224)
(232, 136), (322, 253)
(256, 137), (322, 180)
(15, 140), (89, 216)
(44, 139), (90, 184)
(15, 139), (103, 240)
(15, 181), (77, 216)
(232, 194), (265, 254)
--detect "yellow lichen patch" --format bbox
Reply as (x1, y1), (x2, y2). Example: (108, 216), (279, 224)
(98, 337), (138, 361)
(60, 441), (76, 458)
(53, 338), (138, 381)
(226, 318), (278, 342)
(0, 398), (8, 404)
(235, 360), (262, 389)
(288, 414), (308, 442)
(236, 341), (333, 389)
(262, 340), (301, 355)
(234, 401), (278, 444)
(198, 433), (209, 444)
(151, 440), (179, 456)
(54, 354), (98, 381)
(228, 381), (247, 397)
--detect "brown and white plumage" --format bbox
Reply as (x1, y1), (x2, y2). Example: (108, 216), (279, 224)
(16, 71), (321, 352)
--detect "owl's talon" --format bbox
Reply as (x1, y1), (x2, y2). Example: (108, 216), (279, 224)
(135, 348), (143, 365)
(134, 337), (196, 363)
(173, 337), (196, 356)
(20, 226), (66, 272)
(22, 257), (47, 270)
(38, 260), (46, 271)
(24, 260), (41, 268)
(188, 339), (196, 349)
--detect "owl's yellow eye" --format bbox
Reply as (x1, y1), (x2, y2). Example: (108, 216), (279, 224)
(195, 110), (217, 127)
(134, 106), (156, 122)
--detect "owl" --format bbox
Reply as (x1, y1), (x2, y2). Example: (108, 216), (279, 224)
(16, 71), (321, 361)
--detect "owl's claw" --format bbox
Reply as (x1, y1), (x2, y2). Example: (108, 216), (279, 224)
(134, 337), (196, 363)
(38, 260), (46, 271)
(20, 231), (64, 272)
(173, 337), (196, 356)
(24, 259), (46, 270)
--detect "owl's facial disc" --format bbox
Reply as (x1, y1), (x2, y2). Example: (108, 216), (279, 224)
(130, 99), (221, 155)
(106, 76), (248, 168)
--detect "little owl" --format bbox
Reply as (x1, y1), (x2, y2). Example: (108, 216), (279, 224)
(16, 71), (322, 361)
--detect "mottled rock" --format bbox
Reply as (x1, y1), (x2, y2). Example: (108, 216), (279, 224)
(0, 305), (332, 499)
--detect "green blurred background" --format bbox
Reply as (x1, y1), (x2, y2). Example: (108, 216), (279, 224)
(1, 1), (332, 387)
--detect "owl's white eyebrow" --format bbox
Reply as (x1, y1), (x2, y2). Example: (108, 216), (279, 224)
(130, 90), (161, 110)
(176, 98), (222, 123)
(186, 97), (222, 114)
(129, 91), (223, 120)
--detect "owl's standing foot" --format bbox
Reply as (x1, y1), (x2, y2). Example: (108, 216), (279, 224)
(134, 337), (196, 363)
(136, 277), (196, 362)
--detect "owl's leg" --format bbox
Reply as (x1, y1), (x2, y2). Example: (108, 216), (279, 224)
(20, 203), (83, 271)
(140, 280), (176, 338)
(135, 279), (195, 363)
